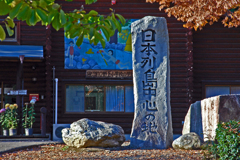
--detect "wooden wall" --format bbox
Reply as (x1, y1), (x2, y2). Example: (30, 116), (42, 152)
(0, 22), (48, 134)
(51, 0), (190, 134)
(193, 22), (240, 102)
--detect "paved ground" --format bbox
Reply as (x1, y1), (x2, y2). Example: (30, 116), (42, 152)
(0, 134), (182, 155)
(0, 140), (61, 155)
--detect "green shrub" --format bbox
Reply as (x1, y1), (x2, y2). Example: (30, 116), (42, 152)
(207, 120), (240, 160)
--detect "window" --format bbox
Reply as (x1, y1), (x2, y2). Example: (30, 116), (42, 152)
(205, 85), (240, 98)
(85, 85), (104, 111)
(2, 25), (17, 42)
(0, 22), (20, 44)
(65, 85), (134, 113)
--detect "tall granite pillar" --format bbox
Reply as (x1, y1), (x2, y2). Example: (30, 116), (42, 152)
(130, 16), (173, 149)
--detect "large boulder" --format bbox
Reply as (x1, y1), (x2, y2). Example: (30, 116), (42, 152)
(182, 95), (240, 141)
(62, 118), (125, 148)
(172, 132), (203, 150)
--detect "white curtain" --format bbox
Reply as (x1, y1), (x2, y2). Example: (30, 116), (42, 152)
(106, 86), (124, 111)
(125, 86), (134, 112)
(66, 85), (84, 112)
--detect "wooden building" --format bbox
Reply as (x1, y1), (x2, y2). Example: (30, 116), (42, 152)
(0, 0), (239, 138)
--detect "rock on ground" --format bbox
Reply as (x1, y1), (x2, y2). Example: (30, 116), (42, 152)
(172, 132), (203, 150)
(62, 118), (125, 148)
(182, 95), (240, 141)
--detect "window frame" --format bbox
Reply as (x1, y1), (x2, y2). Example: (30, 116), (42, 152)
(202, 80), (240, 98)
(0, 21), (20, 45)
(62, 80), (134, 115)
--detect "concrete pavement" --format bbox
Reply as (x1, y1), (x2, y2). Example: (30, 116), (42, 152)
(0, 140), (61, 155)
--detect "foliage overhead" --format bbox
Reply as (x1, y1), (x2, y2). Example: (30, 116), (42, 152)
(0, 0), (125, 47)
(146, 0), (240, 30)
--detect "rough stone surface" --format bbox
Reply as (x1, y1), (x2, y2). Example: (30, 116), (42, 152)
(130, 16), (173, 149)
(62, 118), (125, 148)
(172, 132), (203, 150)
(182, 95), (240, 141)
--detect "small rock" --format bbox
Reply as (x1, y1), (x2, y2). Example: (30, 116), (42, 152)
(172, 132), (203, 150)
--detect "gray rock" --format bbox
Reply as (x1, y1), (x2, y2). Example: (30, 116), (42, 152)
(172, 132), (203, 150)
(130, 16), (173, 149)
(62, 118), (125, 148)
(182, 95), (240, 141)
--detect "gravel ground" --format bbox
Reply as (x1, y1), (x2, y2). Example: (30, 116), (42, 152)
(0, 141), (206, 160)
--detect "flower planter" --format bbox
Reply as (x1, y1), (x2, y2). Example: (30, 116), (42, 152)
(25, 128), (33, 136)
(9, 128), (17, 136)
(2, 129), (9, 136)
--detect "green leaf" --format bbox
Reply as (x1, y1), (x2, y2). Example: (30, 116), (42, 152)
(88, 10), (98, 16)
(68, 26), (78, 38)
(64, 22), (73, 31)
(68, 24), (81, 38)
(32, 1), (37, 8)
(95, 31), (105, 48)
(9, 2), (23, 19)
(5, 23), (14, 36)
(85, 0), (97, 5)
(6, 17), (15, 28)
(112, 18), (121, 32)
(76, 33), (84, 46)
(52, 3), (60, 10)
(17, 5), (29, 21)
(89, 27), (94, 39)
(48, 11), (57, 24)
(44, 0), (55, 5)
(39, 0), (47, 8)
(105, 19), (116, 30)
(0, 1), (10, 15)
(6, 0), (13, 4)
(99, 25), (110, 41)
(29, 9), (38, 26)
(52, 13), (61, 31)
(0, 25), (6, 41)
(116, 14), (126, 25)
(59, 9), (67, 25)
(36, 9), (48, 23)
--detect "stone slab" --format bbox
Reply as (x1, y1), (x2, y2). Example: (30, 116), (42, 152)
(130, 16), (173, 149)
(183, 95), (240, 141)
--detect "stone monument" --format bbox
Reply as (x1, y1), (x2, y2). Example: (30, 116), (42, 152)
(130, 16), (173, 149)
(182, 95), (240, 141)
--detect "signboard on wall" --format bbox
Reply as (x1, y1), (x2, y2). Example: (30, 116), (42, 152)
(86, 70), (133, 79)
(64, 19), (138, 70)
(7, 90), (27, 95)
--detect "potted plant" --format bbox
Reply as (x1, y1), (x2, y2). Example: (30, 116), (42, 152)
(22, 99), (36, 136)
(0, 107), (10, 136)
(7, 103), (19, 136)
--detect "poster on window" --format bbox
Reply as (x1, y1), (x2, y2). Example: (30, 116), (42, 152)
(64, 19), (137, 70)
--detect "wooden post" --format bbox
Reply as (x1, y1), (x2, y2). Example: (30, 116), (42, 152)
(40, 107), (47, 136)
(45, 25), (52, 134)
(1, 82), (3, 109)
(186, 28), (194, 105)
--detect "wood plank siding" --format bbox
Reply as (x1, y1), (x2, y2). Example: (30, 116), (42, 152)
(0, 21), (48, 134)
(52, 0), (190, 134)
(193, 22), (240, 102)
